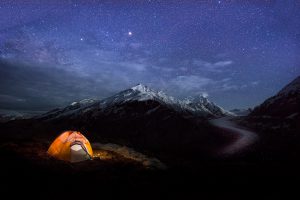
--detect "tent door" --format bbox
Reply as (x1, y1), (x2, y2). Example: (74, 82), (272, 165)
(70, 144), (90, 163)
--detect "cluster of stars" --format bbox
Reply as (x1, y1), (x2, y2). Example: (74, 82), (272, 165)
(0, 0), (299, 110)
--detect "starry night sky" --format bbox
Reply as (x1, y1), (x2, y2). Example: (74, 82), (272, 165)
(0, 0), (299, 112)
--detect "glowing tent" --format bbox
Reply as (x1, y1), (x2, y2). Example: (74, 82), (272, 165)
(48, 131), (93, 163)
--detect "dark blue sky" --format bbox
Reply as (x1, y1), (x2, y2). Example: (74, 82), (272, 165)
(0, 0), (299, 111)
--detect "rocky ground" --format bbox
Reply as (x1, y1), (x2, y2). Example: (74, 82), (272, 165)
(1, 138), (300, 199)
(1, 110), (299, 199)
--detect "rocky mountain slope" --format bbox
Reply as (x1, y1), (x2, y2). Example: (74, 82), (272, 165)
(236, 76), (300, 161)
(251, 76), (300, 118)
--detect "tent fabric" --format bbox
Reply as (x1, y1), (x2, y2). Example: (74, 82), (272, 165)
(48, 131), (93, 162)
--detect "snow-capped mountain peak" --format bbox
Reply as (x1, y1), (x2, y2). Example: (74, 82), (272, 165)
(131, 83), (150, 93)
(108, 85), (234, 117)
(130, 84), (172, 100)
(37, 84), (233, 120)
(101, 84), (176, 106)
(183, 95), (235, 117)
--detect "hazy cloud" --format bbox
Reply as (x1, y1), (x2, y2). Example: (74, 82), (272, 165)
(167, 75), (213, 96)
(214, 60), (233, 67)
(193, 59), (233, 73)
(119, 62), (147, 72)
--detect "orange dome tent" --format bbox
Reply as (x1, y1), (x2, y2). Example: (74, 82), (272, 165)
(48, 131), (93, 163)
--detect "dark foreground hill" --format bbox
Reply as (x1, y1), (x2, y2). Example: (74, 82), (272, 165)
(237, 76), (300, 161)
(0, 140), (298, 200)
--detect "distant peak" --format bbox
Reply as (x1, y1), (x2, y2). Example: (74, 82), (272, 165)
(182, 94), (209, 104)
(131, 83), (150, 92)
(194, 94), (209, 101)
(198, 94), (208, 99)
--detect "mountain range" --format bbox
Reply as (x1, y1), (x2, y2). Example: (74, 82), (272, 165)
(0, 84), (235, 162)
(1, 77), (300, 162)
(36, 83), (233, 121)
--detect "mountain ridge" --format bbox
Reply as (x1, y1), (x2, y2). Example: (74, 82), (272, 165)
(250, 76), (300, 117)
(36, 83), (233, 121)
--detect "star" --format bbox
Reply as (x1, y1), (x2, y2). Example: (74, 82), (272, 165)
(0, 1), (297, 111)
